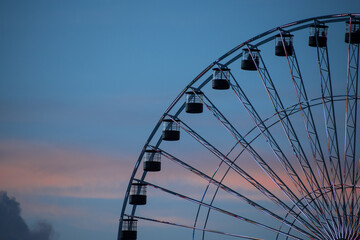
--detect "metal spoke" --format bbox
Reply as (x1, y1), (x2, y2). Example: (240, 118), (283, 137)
(276, 31), (339, 237)
(224, 64), (334, 231)
(190, 86), (327, 234)
(166, 115), (324, 238)
(192, 139), (240, 240)
(312, 22), (344, 237)
(125, 214), (263, 240)
(134, 179), (305, 240)
(246, 46), (334, 239)
(343, 17), (360, 236)
(154, 147), (318, 239)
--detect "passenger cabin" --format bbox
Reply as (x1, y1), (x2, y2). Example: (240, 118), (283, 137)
(143, 150), (161, 172)
(121, 219), (137, 240)
(345, 19), (360, 44)
(129, 183), (147, 205)
(275, 33), (294, 56)
(212, 67), (230, 90)
(185, 90), (203, 113)
(241, 48), (260, 71)
(162, 119), (180, 141)
(309, 24), (328, 47)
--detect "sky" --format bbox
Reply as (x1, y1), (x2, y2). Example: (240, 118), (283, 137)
(1, 1), (360, 240)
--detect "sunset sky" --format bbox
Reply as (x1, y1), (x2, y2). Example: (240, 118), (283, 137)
(1, 1), (360, 240)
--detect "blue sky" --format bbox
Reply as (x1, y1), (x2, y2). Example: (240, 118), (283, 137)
(1, 1), (360, 240)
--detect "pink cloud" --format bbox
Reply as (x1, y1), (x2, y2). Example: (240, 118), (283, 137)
(0, 139), (312, 236)
(0, 140), (130, 199)
(0, 139), (302, 211)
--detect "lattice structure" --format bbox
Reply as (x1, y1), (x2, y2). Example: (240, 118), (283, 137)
(118, 14), (360, 240)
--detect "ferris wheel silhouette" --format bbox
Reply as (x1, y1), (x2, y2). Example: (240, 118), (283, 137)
(118, 13), (360, 240)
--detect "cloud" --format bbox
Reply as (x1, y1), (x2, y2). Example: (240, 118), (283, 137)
(0, 139), (307, 239)
(0, 140), (129, 199)
(0, 139), (301, 204)
(0, 191), (56, 240)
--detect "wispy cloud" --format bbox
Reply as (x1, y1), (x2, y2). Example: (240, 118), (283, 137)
(0, 138), (300, 236)
(0, 139), (299, 202)
(0, 140), (129, 199)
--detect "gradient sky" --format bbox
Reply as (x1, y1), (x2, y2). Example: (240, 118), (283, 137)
(1, 1), (360, 240)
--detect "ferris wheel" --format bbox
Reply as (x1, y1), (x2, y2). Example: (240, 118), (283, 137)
(118, 13), (360, 240)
